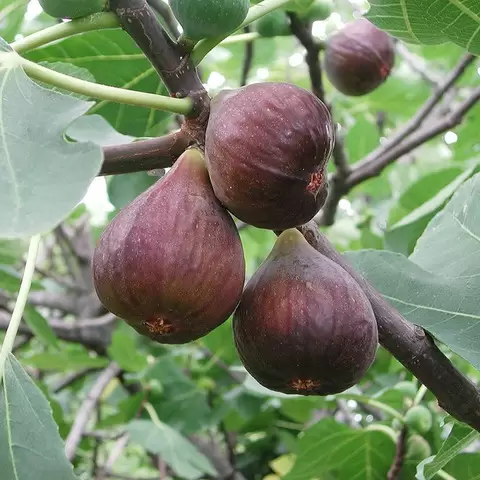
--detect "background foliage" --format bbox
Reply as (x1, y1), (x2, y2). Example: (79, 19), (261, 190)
(0, 1), (479, 479)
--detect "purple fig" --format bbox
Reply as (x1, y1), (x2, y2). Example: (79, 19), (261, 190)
(93, 148), (246, 344)
(325, 18), (395, 96)
(205, 82), (335, 230)
(233, 228), (378, 395)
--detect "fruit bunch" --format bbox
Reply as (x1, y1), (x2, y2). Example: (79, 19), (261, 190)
(93, 81), (379, 396)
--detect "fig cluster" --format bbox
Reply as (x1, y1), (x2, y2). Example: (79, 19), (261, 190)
(93, 80), (377, 396)
(325, 18), (395, 96)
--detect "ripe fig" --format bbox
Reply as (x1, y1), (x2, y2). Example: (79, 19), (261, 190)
(170, 0), (249, 41)
(233, 229), (378, 395)
(93, 148), (245, 344)
(205, 82), (335, 230)
(39, 0), (107, 19)
(324, 18), (395, 96)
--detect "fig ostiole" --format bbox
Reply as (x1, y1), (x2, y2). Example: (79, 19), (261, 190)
(93, 148), (246, 344)
(205, 82), (335, 230)
(324, 18), (395, 97)
(233, 228), (378, 396)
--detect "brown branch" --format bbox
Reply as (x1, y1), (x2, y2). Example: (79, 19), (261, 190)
(65, 362), (122, 460)
(108, 0), (209, 120)
(387, 426), (408, 480)
(100, 131), (191, 176)
(346, 86), (480, 189)
(395, 43), (440, 86)
(240, 26), (254, 87)
(298, 222), (480, 432)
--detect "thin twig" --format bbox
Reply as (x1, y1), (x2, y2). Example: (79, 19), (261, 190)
(395, 43), (440, 86)
(240, 26), (254, 87)
(387, 426), (408, 480)
(53, 368), (101, 393)
(65, 362), (122, 460)
(298, 222), (480, 432)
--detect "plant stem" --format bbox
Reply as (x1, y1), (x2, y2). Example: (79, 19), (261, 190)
(0, 235), (41, 383)
(10, 13), (120, 54)
(192, 0), (292, 64)
(15, 55), (193, 115)
(413, 385), (428, 406)
(221, 32), (260, 46)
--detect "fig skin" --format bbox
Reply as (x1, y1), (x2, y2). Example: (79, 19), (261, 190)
(324, 18), (395, 97)
(93, 148), (245, 344)
(205, 82), (335, 230)
(233, 229), (378, 395)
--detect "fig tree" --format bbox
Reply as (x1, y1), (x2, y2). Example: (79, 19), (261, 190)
(324, 18), (395, 96)
(39, 0), (107, 19)
(233, 229), (378, 395)
(93, 148), (245, 344)
(256, 11), (291, 37)
(170, 0), (250, 41)
(205, 82), (335, 230)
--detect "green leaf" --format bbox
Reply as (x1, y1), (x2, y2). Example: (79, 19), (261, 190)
(108, 173), (159, 211)
(416, 423), (479, 479)
(23, 350), (109, 371)
(147, 356), (212, 433)
(0, 0), (29, 42)
(26, 29), (173, 137)
(23, 306), (59, 349)
(366, 0), (480, 54)
(347, 173), (480, 370)
(444, 453), (480, 479)
(0, 42), (103, 239)
(126, 419), (217, 479)
(0, 354), (78, 479)
(385, 166), (476, 255)
(97, 392), (144, 428)
(345, 118), (380, 165)
(107, 329), (148, 373)
(285, 418), (396, 479)
(0, 239), (27, 264)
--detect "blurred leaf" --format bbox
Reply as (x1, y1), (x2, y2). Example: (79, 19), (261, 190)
(200, 318), (239, 365)
(0, 265), (43, 293)
(23, 306), (59, 349)
(0, 0), (29, 42)
(23, 350), (109, 371)
(107, 329), (148, 373)
(0, 239), (27, 264)
(108, 173), (159, 211)
(285, 418), (395, 479)
(127, 418), (217, 479)
(444, 453), (480, 479)
(345, 118), (380, 165)
(98, 392), (144, 428)
(0, 40), (102, 239)
(0, 354), (78, 479)
(147, 356), (212, 433)
(416, 423), (479, 479)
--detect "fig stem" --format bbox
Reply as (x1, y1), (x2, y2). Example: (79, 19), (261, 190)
(0, 235), (41, 383)
(192, 0), (292, 65)
(334, 393), (404, 421)
(14, 54), (193, 115)
(10, 12), (120, 54)
(298, 222), (480, 432)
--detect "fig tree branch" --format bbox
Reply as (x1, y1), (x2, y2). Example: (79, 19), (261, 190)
(65, 362), (122, 460)
(109, 0), (209, 120)
(321, 53), (478, 224)
(387, 426), (408, 480)
(240, 26), (255, 87)
(298, 222), (480, 432)
(101, 130), (191, 176)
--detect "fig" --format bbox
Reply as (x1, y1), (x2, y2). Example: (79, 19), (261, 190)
(324, 18), (395, 96)
(298, 0), (333, 22)
(170, 0), (249, 41)
(233, 229), (378, 395)
(93, 148), (245, 344)
(205, 82), (335, 230)
(39, 0), (107, 19)
(404, 405), (433, 434)
(406, 435), (432, 461)
(256, 11), (291, 37)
